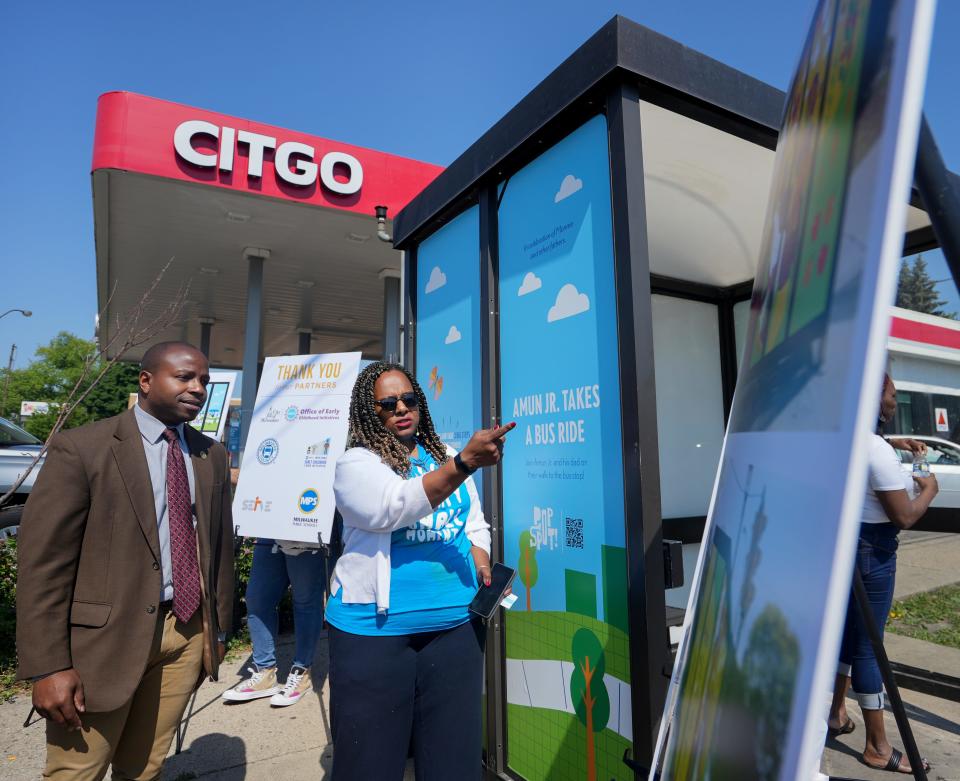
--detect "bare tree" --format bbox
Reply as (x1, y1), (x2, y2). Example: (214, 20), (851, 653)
(0, 260), (189, 508)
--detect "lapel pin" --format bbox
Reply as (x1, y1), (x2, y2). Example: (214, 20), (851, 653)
(200, 451), (208, 459)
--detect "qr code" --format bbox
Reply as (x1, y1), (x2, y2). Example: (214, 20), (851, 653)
(565, 517), (583, 549)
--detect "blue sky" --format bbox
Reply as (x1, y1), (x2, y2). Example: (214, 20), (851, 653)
(1, 1), (958, 365)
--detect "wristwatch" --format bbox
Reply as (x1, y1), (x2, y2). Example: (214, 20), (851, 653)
(454, 452), (477, 475)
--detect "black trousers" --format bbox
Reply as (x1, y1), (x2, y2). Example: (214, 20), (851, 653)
(329, 618), (486, 780)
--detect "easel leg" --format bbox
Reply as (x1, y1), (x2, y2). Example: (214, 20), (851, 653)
(175, 688), (199, 755)
(852, 569), (927, 781)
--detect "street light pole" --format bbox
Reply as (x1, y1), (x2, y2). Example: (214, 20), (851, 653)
(1, 343), (16, 418)
(0, 309), (32, 321)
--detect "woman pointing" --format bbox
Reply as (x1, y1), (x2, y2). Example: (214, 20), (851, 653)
(326, 361), (514, 780)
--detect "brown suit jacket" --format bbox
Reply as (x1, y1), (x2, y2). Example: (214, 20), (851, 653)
(16, 408), (234, 712)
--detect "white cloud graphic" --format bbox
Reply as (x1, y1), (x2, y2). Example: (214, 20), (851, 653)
(547, 283), (590, 322)
(425, 266), (447, 294)
(444, 325), (462, 344)
(554, 174), (582, 203)
(518, 272), (542, 296)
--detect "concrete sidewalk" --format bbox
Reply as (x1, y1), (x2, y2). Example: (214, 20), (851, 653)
(2, 635), (340, 780)
(1, 633), (421, 780)
(820, 632), (960, 780)
(896, 531), (960, 599)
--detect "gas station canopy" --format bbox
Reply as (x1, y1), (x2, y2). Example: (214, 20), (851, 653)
(91, 92), (442, 367)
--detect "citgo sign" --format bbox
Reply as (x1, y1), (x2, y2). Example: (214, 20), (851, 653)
(174, 119), (363, 194)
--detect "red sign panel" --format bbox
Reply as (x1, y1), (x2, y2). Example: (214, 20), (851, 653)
(890, 315), (960, 351)
(92, 91), (443, 217)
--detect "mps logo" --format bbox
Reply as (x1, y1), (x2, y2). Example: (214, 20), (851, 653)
(298, 488), (320, 514)
(257, 438), (279, 465)
(285, 405), (299, 421)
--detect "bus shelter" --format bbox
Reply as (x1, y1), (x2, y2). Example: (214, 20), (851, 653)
(392, 16), (951, 780)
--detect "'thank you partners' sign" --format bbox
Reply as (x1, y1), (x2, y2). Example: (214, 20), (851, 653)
(233, 352), (360, 544)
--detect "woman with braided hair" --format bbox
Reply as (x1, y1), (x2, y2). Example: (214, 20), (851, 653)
(327, 361), (514, 780)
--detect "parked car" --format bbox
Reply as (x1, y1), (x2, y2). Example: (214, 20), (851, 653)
(0, 416), (45, 538)
(886, 434), (960, 510)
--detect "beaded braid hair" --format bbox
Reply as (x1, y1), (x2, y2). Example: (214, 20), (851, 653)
(348, 361), (449, 476)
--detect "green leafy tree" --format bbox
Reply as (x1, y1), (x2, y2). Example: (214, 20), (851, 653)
(896, 255), (955, 318)
(569, 628), (609, 781)
(517, 530), (538, 610)
(0, 259), (189, 507)
(1, 333), (139, 439)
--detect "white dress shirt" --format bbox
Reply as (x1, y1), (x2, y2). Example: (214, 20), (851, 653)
(133, 403), (197, 603)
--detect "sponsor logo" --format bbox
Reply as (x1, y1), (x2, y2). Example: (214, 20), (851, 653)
(304, 438), (332, 468)
(259, 407), (283, 423)
(281, 405), (337, 422)
(257, 438), (279, 464)
(241, 497), (273, 512)
(530, 506), (559, 551)
(298, 488), (319, 514)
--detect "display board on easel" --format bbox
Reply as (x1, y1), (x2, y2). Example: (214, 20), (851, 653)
(653, 1), (936, 779)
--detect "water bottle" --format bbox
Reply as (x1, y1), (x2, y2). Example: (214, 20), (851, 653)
(913, 455), (930, 478)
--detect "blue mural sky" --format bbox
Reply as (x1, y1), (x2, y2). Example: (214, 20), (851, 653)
(498, 117), (624, 618)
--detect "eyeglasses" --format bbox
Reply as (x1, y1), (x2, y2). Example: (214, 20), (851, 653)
(375, 392), (419, 412)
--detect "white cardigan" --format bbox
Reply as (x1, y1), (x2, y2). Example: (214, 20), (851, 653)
(331, 445), (491, 614)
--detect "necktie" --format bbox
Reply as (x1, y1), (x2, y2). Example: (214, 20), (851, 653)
(162, 428), (201, 623)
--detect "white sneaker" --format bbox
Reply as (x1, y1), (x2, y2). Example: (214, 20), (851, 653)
(270, 665), (311, 707)
(221, 665), (280, 702)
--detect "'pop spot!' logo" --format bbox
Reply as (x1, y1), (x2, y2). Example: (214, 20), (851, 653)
(298, 489), (319, 514)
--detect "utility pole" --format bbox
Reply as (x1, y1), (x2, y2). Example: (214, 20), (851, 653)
(1, 343), (16, 417)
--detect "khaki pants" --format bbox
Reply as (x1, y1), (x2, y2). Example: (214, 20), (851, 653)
(44, 607), (204, 780)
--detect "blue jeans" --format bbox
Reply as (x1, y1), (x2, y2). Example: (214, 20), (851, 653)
(246, 540), (327, 669)
(839, 523), (898, 709)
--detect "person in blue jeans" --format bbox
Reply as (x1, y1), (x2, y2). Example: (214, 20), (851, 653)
(222, 538), (326, 707)
(829, 375), (936, 774)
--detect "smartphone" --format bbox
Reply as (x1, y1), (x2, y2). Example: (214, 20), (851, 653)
(468, 563), (516, 620)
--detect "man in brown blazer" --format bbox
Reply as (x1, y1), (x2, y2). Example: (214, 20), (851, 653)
(17, 341), (234, 780)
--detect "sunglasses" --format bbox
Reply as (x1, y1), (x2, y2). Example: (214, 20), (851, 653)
(375, 392), (419, 412)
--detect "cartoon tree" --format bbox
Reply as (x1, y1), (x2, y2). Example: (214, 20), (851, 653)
(518, 530), (538, 610)
(569, 628), (610, 781)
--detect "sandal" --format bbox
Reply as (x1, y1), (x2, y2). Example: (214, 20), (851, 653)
(828, 717), (856, 736)
(864, 747), (931, 774)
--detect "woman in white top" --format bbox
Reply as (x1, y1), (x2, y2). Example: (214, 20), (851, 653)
(326, 361), (515, 780)
(828, 375), (936, 774)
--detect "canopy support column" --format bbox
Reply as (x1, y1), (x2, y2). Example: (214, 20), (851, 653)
(240, 247), (270, 450)
(380, 268), (401, 363)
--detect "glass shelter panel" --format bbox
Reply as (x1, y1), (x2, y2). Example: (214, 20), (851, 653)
(497, 115), (631, 781)
(415, 206), (483, 454)
(652, 295), (727, 520)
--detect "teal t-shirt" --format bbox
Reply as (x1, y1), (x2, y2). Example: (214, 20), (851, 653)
(326, 445), (478, 635)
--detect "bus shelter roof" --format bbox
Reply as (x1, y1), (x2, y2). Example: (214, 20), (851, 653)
(394, 16), (946, 288)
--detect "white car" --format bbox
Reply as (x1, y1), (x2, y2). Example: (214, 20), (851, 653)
(887, 435), (960, 511)
(0, 416), (45, 538)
